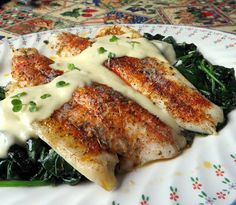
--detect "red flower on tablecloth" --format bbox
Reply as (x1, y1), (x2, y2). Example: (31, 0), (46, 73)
(202, 11), (213, 17)
(19, 13), (25, 17)
(83, 9), (98, 13)
(2, 14), (9, 18)
(216, 192), (226, 199)
(82, 13), (93, 17)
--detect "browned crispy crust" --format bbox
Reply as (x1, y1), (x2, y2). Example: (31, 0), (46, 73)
(12, 48), (63, 87)
(11, 48), (179, 171)
(96, 26), (141, 38)
(49, 32), (92, 56)
(39, 83), (176, 166)
(104, 57), (213, 125)
(47, 30), (218, 132)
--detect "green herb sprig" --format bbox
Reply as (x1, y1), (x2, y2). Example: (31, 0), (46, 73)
(28, 101), (38, 112)
(40, 94), (52, 99)
(127, 41), (141, 48)
(108, 52), (116, 59)
(11, 92), (27, 99)
(11, 99), (23, 112)
(109, 35), (119, 42)
(56, 81), (70, 88)
(97, 47), (107, 54)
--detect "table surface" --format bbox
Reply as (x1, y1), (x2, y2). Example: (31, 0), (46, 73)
(0, 0), (235, 41)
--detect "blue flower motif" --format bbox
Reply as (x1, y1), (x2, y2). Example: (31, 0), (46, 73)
(205, 197), (215, 205)
(229, 182), (236, 190)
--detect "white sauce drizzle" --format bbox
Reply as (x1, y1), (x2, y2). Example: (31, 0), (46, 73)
(151, 40), (176, 65)
(0, 70), (92, 157)
(0, 35), (186, 158)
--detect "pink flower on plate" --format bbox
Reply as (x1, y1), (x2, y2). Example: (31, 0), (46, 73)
(170, 192), (179, 201)
(192, 181), (202, 190)
(140, 200), (148, 205)
(215, 169), (224, 176)
(140, 195), (149, 205)
(216, 192), (226, 199)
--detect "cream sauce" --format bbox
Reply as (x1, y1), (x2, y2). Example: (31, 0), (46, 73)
(53, 36), (185, 147)
(151, 40), (176, 65)
(0, 35), (186, 158)
(0, 70), (92, 157)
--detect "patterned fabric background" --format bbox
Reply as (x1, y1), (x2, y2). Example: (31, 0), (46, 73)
(0, 0), (235, 41)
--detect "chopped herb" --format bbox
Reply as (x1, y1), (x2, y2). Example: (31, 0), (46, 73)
(109, 35), (119, 42)
(11, 92), (27, 99)
(40, 94), (52, 99)
(28, 101), (38, 112)
(67, 63), (76, 71)
(97, 47), (107, 54)
(108, 52), (116, 59)
(127, 41), (141, 48)
(56, 81), (70, 88)
(11, 99), (23, 112)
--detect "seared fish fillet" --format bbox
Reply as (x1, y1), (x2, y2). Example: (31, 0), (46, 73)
(47, 26), (224, 134)
(10, 48), (183, 190)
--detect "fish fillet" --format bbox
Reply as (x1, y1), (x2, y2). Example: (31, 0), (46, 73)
(10, 48), (184, 190)
(47, 26), (224, 134)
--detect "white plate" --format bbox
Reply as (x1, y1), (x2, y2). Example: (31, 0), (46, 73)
(0, 24), (236, 205)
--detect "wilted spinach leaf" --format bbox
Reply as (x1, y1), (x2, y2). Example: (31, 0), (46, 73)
(0, 87), (5, 100)
(0, 138), (85, 186)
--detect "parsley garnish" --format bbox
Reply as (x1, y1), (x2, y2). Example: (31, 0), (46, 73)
(127, 41), (141, 48)
(109, 35), (119, 42)
(97, 47), (107, 54)
(67, 63), (75, 71)
(108, 52), (116, 59)
(11, 99), (23, 112)
(56, 81), (70, 88)
(28, 101), (38, 112)
(11, 92), (27, 99)
(40, 94), (52, 99)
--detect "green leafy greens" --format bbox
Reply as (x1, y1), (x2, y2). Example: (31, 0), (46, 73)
(0, 138), (84, 186)
(0, 87), (5, 100)
(144, 33), (236, 122)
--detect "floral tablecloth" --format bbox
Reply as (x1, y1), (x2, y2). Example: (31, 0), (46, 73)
(0, 0), (235, 41)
